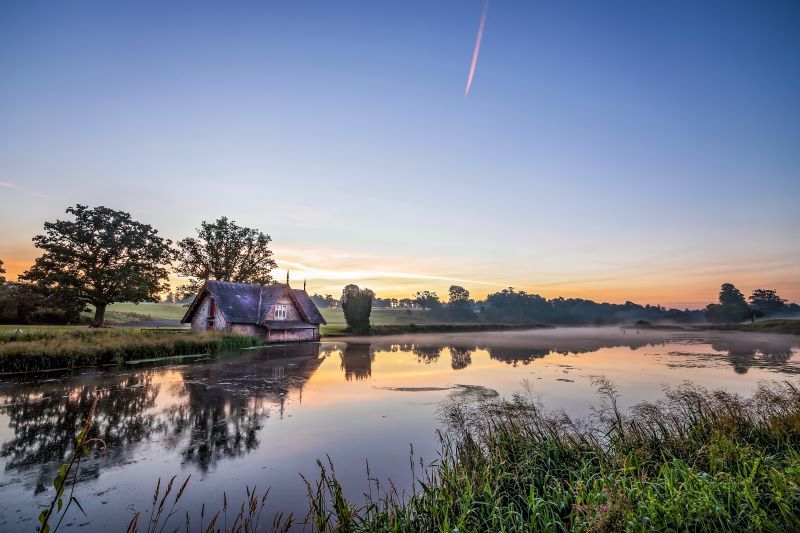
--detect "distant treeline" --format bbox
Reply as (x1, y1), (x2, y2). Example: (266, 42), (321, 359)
(312, 283), (799, 327)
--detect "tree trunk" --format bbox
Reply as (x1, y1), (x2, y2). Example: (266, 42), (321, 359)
(91, 303), (107, 328)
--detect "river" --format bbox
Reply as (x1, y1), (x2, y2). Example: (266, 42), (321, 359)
(1, 327), (798, 530)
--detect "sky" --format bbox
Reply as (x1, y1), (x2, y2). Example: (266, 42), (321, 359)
(0, 0), (798, 309)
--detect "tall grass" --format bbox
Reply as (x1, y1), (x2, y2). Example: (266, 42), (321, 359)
(34, 379), (800, 531)
(305, 379), (800, 531)
(0, 329), (265, 373)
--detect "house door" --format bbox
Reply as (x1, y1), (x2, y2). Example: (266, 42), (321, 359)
(207, 298), (216, 331)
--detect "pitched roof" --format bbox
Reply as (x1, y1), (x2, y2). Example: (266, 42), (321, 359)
(291, 289), (327, 325)
(181, 280), (326, 325)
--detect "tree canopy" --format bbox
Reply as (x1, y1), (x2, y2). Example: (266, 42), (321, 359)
(719, 283), (747, 307)
(705, 282), (752, 324)
(749, 289), (788, 316)
(414, 291), (442, 311)
(175, 217), (277, 294)
(341, 284), (374, 334)
(20, 205), (172, 327)
(448, 285), (470, 303)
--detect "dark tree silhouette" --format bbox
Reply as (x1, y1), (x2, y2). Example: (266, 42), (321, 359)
(20, 205), (172, 327)
(705, 283), (751, 324)
(175, 217), (277, 296)
(749, 289), (788, 317)
(414, 291), (442, 311)
(341, 284), (374, 334)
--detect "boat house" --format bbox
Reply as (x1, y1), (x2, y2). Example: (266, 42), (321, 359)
(181, 280), (326, 342)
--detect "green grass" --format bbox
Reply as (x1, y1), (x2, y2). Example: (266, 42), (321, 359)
(82, 302), (188, 324)
(0, 329), (264, 373)
(705, 319), (800, 336)
(319, 308), (532, 336)
(304, 379), (800, 532)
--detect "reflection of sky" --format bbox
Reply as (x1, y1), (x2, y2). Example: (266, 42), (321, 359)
(1, 328), (799, 528)
(1, 1), (799, 308)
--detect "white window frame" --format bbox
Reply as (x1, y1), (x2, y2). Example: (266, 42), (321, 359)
(274, 304), (288, 319)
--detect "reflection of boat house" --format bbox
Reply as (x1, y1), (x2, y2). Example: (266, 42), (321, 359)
(181, 280), (326, 342)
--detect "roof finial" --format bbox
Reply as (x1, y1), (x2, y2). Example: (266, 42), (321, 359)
(286, 270), (290, 286)
(303, 278), (307, 291)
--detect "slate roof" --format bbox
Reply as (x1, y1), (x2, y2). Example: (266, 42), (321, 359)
(291, 289), (327, 325)
(181, 280), (327, 325)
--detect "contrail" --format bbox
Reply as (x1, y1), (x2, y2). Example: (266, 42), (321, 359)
(465, 0), (489, 96)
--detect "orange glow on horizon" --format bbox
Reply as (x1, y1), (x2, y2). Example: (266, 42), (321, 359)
(2, 247), (797, 310)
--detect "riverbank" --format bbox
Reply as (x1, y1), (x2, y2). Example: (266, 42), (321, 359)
(626, 319), (800, 336)
(704, 318), (800, 335)
(0, 329), (265, 374)
(304, 379), (800, 531)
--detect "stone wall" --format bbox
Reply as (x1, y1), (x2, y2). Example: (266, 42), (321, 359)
(229, 323), (261, 336)
(265, 326), (319, 342)
(190, 295), (228, 332)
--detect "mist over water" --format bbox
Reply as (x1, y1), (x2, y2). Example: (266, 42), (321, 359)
(1, 327), (798, 530)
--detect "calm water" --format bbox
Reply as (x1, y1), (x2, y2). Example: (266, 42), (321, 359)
(1, 327), (799, 530)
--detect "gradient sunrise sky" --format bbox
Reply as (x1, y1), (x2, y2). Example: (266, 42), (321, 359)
(1, 1), (798, 308)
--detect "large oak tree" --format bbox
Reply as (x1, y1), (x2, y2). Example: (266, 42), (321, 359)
(21, 205), (173, 327)
(175, 217), (277, 296)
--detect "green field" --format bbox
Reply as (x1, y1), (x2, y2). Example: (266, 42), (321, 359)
(82, 302), (189, 324)
(319, 307), (462, 335)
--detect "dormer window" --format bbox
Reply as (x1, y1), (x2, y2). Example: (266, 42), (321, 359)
(274, 304), (288, 319)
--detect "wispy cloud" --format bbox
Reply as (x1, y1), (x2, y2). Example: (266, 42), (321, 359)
(277, 259), (500, 287)
(0, 180), (47, 198)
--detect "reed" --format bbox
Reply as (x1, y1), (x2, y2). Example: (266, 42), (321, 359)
(305, 379), (800, 531)
(35, 379), (800, 531)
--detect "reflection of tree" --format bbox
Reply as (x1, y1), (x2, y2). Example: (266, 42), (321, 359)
(0, 343), (326, 491)
(710, 337), (799, 374)
(0, 373), (160, 493)
(340, 343), (374, 381)
(449, 346), (474, 370)
(412, 345), (442, 364)
(487, 347), (550, 366)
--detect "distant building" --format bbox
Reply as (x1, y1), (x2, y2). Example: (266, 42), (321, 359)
(181, 280), (326, 342)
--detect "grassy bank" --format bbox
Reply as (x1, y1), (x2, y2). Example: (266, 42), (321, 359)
(323, 323), (549, 337)
(623, 318), (800, 336)
(0, 329), (265, 373)
(703, 319), (800, 336)
(305, 379), (800, 531)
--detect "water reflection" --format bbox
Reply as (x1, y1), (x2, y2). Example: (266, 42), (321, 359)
(340, 343), (374, 381)
(710, 336), (798, 374)
(1, 373), (160, 493)
(0, 328), (798, 523)
(353, 330), (800, 373)
(1, 344), (326, 490)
